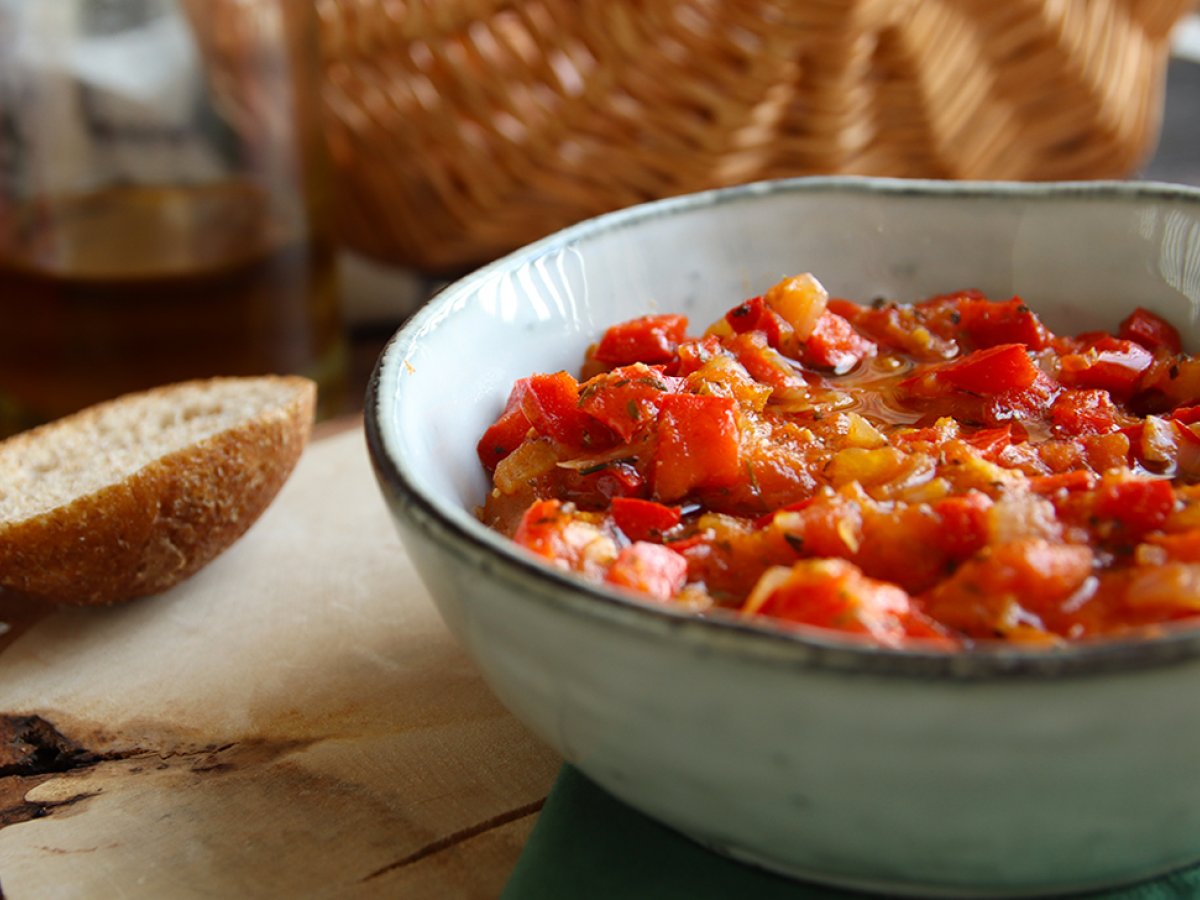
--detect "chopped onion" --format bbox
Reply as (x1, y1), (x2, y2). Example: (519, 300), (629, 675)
(765, 273), (828, 340)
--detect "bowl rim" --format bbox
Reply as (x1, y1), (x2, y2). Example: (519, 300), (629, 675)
(366, 174), (1200, 681)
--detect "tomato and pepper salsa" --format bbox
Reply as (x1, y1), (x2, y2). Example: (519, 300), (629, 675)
(476, 274), (1200, 648)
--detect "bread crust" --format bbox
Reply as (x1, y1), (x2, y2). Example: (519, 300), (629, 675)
(0, 377), (316, 606)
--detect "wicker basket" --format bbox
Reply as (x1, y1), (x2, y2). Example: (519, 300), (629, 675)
(315, 0), (1193, 274)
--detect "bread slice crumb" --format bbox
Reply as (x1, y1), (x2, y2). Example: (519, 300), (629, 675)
(0, 376), (316, 605)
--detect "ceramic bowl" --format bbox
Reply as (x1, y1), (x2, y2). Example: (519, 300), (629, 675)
(366, 177), (1200, 897)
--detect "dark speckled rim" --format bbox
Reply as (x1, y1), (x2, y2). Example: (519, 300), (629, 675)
(366, 175), (1200, 681)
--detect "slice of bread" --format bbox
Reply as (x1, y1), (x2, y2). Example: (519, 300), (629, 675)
(0, 376), (316, 605)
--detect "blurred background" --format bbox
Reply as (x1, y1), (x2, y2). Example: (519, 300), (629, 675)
(338, 1), (1200, 400)
(1, 1), (1198, 434)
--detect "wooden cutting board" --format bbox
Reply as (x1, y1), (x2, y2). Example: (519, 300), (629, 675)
(0, 420), (561, 898)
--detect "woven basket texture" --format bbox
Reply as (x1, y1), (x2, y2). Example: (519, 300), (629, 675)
(315, 0), (1194, 273)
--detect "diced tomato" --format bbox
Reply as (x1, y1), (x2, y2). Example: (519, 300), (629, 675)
(1124, 564), (1200, 616)
(477, 380), (533, 470)
(921, 540), (1095, 638)
(932, 492), (992, 559)
(652, 393), (742, 501)
(594, 314), (688, 366)
(1058, 336), (1153, 400)
(1050, 389), (1118, 436)
(1119, 307), (1182, 354)
(605, 542), (689, 600)
(743, 559), (921, 647)
(520, 371), (609, 449)
(772, 493), (863, 559)
(610, 497), (682, 541)
(1083, 432), (1134, 473)
(939, 344), (1041, 395)
(1094, 477), (1176, 536)
(957, 296), (1054, 351)
(513, 499), (615, 577)
(962, 425), (1019, 461)
(802, 311), (876, 373)
(578, 364), (681, 441)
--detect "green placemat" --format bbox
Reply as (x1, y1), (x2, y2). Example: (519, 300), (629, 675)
(503, 766), (1200, 900)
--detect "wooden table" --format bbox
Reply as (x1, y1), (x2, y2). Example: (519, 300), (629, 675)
(0, 420), (561, 898)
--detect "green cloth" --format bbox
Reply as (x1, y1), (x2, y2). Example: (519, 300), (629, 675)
(503, 766), (1200, 900)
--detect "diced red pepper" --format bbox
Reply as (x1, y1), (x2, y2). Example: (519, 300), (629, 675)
(1171, 406), (1200, 426)
(1119, 307), (1182, 354)
(1146, 530), (1200, 562)
(653, 393), (741, 501)
(610, 497), (682, 542)
(578, 364), (681, 442)
(724, 295), (792, 349)
(605, 542), (689, 600)
(753, 495), (816, 530)
(938, 344), (1041, 395)
(594, 314), (689, 366)
(1094, 477), (1175, 536)
(957, 296), (1054, 351)
(726, 331), (808, 395)
(477, 380), (533, 470)
(847, 300), (958, 360)
(582, 461), (646, 500)
(1050, 388), (1118, 436)
(919, 288), (989, 307)
(932, 492), (992, 559)
(1027, 470), (1099, 495)
(983, 372), (1060, 426)
(521, 371), (609, 449)
(1058, 336), (1153, 400)
(826, 297), (863, 320)
(1177, 419), (1200, 448)
(891, 425), (948, 447)
(802, 311), (876, 373)
(669, 335), (723, 377)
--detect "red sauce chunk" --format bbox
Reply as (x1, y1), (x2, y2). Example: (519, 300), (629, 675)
(476, 274), (1200, 648)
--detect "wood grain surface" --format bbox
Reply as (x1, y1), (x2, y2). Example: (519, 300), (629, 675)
(0, 422), (560, 898)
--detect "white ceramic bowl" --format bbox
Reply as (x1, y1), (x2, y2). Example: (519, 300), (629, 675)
(366, 177), (1200, 897)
